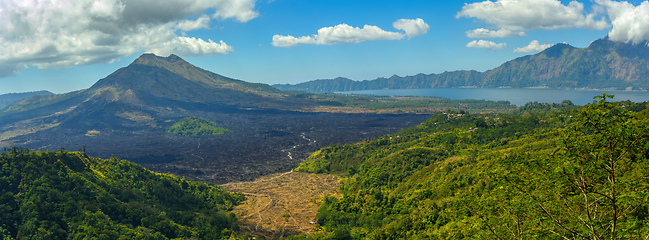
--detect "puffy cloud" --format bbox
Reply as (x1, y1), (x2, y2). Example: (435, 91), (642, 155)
(271, 35), (318, 48)
(0, 0), (258, 77)
(514, 40), (554, 53)
(176, 15), (212, 32)
(466, 28), (526, 38)
(457, 0), (609, 32)
(147, 38), (234, 57)
(272, 18), (429, 47)
(272, 24), (402, 47)
(466, 40), (507, 50)
(595, 0), (649, 44)
(209, 0), (259, 22)
(393, 18), (430, 38)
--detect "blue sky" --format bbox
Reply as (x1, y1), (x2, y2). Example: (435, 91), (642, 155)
(1, 0), (648, 95)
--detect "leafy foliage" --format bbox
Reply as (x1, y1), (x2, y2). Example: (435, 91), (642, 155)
(0, 148), (243, 239)
(491, 94), (649, 239)
(296, 95), (649, 239)
(166, 117), (230, 136)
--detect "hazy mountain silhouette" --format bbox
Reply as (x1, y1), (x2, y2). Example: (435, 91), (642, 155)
(274, 37), (649, 92)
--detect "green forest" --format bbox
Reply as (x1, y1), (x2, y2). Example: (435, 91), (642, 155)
(166, 117), (230, 136)
(0, 148), (243, 240)
(295, 94), (649, 239)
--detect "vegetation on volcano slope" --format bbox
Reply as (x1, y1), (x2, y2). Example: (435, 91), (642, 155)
(166, 116), (230, 136)
(0, 148), (243, 240)
(296, 93), (517, 114)
(296, 95), (649, 239)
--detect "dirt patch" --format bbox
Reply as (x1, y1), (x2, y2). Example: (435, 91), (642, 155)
(222, 171), (339, 238)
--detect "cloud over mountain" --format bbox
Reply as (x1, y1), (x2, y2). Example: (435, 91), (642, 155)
(596, 0), (649, 45)
(514, 40), (555, 53)
(457, 0), (609, 38)
(466, 40), (507, 50)
(466, 28), (527, 38)
(0, 0), (257, 77)
(271, 18), (429, 47)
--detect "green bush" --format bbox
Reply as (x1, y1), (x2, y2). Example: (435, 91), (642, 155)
(166, 117), (230, 136)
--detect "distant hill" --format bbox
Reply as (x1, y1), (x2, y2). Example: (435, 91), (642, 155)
(0, 90), (53, 110)
(274, 37), (649, 92)
(0, 147), (242, 239)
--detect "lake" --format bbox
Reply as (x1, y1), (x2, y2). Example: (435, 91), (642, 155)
(336, 88), (649, 106)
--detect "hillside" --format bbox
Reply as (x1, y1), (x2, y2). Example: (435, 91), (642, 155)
(295, 96), (649, 239)
(0, 147), (243, 239)
(0, 91), (53, 110)
(274, 38), (649, 92)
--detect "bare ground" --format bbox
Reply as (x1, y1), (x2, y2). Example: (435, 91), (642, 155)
(3, 108), (430, 184)
(222, 171), (340, 239)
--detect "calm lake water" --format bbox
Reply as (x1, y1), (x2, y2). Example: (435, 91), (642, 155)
(337, 88), (649, 106)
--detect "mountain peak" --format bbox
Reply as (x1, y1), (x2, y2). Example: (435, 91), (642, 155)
(132, 53), (189, 67)
(539, 43), (575, 58)
(89, 52), (283, 104)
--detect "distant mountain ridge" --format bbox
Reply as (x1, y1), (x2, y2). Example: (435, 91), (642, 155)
(274, 38), (649, 92)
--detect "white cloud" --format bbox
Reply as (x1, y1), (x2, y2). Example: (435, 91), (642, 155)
(466, 28), (526, 38)
(514, 40), (554, 53)
(272, 18), (429, 47)
(271, 35), (318, 48)
(176, 15), (212, 32)
(457, 0), (609, 32)
(209, 0), (259, 22)
(466, 40), (507, 50)
(148, 38), (234, 57)
(595, 0), (649, 44)
(0, 0), (258, 77)
(393, 18), (430, 38)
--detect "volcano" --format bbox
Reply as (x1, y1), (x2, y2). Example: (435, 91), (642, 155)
(0, 54), (430, 183)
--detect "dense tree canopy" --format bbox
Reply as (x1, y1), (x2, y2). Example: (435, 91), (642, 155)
(0, 148), (243, 240)
(492, 94), (649, 239)
(296, 95), (649, 239)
